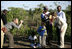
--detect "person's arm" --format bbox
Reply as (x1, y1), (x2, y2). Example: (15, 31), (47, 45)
(58, 17), (66, 32)
(12, 20), (23, 29)
(41, 13), (45, 19)
(62, 12), (66, 22)
(54, 18), (58, 27)
(12, 23), (22, 29)
(41, 13), (47, 22)
(59, 12), (66, 22)
(58, 16), (66, 25)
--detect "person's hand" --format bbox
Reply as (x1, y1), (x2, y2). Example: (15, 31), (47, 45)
(2, 27), (7, 33)
(61, 30), (62, 33)
(20, 20), (23, 24)
(53, 16), (56, 19)
(61, 27), (64, 33)
(61, 29), (63, 33)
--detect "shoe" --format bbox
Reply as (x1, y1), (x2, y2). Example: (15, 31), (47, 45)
(44, 45), (48, 47)
(58, 45), (64, 48)
(59, 46), (64, 48)
(37, 44), (42, 48)
(33, 46), (36, 48)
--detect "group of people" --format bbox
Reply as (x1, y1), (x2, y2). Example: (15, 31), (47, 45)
(26, 5), (67, 48)
(1, 10), (23, 48)
(37, 6), (67, 48)
(1, 5), (67, 48)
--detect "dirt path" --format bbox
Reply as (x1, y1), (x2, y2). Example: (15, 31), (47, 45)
(3, 36), (71, 48)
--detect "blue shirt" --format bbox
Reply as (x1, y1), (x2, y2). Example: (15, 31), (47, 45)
(37, 26), (46, 36)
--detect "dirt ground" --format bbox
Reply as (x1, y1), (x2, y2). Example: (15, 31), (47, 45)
(3, 36), (71, 48)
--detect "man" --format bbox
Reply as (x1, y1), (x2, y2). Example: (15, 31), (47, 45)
(41, 6), (53, 45)
(55, 6), (67, 48)
(2, 18), (23, 48)
(41, 6), (50, 22)
(1, 9), (8, 44)
(1, 9), (7, 25)
(57, 6), (66, 22)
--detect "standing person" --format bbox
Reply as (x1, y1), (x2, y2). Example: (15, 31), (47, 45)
(1, 9), (8, 43)
(46, 14), (53, 45)
(53, 11), (67, 48)
(1, 19), (5, 48)
(41, 6), (50, 22)
(41, 6), (53, 45)
(1, 9), (7, 25)
(37, 22), (47, 48)
(56, 6), (67, 48)
(2, 18), (23, 48)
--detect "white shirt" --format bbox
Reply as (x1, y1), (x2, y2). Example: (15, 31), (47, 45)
(42, 11), (50, 19)
(55, 16), (67, 30)
(29, 35), (37, 40)
(57, 11), (66, 22)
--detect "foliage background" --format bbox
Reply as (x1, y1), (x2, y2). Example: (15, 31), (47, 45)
(1, 3), (71, 42)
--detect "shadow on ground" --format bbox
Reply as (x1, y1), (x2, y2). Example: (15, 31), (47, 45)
(3, 36), (71, 48)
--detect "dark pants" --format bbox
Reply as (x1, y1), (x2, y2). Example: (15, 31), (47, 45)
(4, 34), (7, 43)
(46, 21), (53, 45)
(5, 32), (14, 47)
(56, 27), (61, 45)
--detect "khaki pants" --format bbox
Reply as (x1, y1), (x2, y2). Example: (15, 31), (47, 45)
(39, 36), (46, 47)
(5, 31), (14, 47)
(1, 30), (4, 48)
(60, 24), (67, 47)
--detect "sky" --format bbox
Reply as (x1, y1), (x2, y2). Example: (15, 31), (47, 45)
(1, 1), (71, 10)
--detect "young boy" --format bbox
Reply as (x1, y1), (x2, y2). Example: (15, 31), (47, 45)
(28, 27), (37, 48)
(37, 22), (47, 48)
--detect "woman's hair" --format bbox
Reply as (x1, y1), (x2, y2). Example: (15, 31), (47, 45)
(12, 18), (18, 21)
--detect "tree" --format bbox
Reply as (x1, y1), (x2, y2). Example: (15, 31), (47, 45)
(29, 8), (33, 17)
(66, 5), (71, 11)
(37, 3), (44, 9)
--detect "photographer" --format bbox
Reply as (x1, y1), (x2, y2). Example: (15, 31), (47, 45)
(2, 18), (23, 48)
